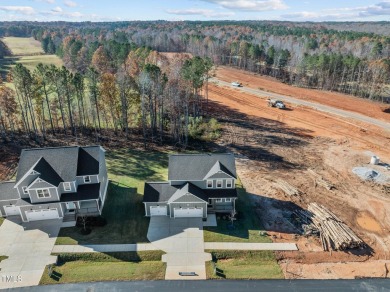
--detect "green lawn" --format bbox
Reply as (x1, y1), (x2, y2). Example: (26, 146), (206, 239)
(203, 180), (271, 243)
(2, 37), (44, 55)
(40, 251), (165, 284)
(0, 217), (4, 226)
(206, 250), (283, 280)
(56, 148), (169, 245)
(0, 255), (8, 263)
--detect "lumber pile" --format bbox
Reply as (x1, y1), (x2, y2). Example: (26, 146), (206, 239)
(275, 179), (300, 196)
(308, 203), (365, 251)
(307, 169), (334, 190)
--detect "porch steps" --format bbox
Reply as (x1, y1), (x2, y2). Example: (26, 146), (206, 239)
(62, 213), (76, 227)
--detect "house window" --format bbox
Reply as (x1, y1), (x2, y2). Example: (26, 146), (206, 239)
(216, 198), (222, 203)
(22, 186), (29, 194)
(63, 182), (71, 191)
(216, 180), (222, 188)
(207, 180), (213, 188)
(37, 189), (50, 198)
(226, 179), (233, 188)
(225, 198), (232, 203)
(84, 176), (91, 183)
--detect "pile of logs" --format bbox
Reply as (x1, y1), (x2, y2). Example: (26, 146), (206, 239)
(307, 169), (335, 190)
(275, 179), (300, 196)
(308, 203), (365, 251)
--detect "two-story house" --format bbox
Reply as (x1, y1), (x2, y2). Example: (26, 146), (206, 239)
(0, 146), (108, 225)
(143, 153), (237, 219)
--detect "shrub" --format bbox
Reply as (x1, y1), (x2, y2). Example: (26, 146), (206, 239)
(188, 117), (221, 141)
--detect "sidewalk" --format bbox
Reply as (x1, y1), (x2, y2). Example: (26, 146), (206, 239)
(204, 242), (298, 251)
(52, 243), (158, 253)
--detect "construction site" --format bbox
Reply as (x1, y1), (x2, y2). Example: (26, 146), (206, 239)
(208, 66), (390, 279)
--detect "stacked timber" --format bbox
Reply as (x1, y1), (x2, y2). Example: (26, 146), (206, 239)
(275, 179), (300, 196)
(308, 203), (365, 251)
(307, 169), (334, 190)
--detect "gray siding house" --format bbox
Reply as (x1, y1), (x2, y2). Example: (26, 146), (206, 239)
(0, 146), (108, 225)
(143, 153), (238, 219)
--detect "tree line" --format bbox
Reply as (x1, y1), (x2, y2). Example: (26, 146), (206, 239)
(22, 20), (389, 102)
(0, 47), (216, 148)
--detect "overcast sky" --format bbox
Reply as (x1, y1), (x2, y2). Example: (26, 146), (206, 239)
(1, 0), (390, 22)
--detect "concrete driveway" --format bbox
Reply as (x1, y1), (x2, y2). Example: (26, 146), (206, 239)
(0, 217), (61, 289)
(147, 217), (211, 280)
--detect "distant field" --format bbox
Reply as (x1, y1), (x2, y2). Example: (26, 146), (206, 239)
(2, 37), (44, 55)
(0, 37), (63, 77)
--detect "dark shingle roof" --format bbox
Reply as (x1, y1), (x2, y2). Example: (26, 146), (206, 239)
(33, 157), (63, 186)
(60, 183), (100, 202)
(168, 153), (236, 181)
(77, 147), (100, 176)
(143, 182), (180, 203)
(16, 146), (101, 183)
(144, 181), (237, 203)
(0, 181), (19, 201)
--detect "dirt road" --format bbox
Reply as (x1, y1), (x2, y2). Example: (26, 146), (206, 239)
(211, 78), (390, 133)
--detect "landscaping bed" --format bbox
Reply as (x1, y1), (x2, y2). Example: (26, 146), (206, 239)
(204, 181), (271, 243)
(40, 251), (166, 284)
(206, 250), (283, 279)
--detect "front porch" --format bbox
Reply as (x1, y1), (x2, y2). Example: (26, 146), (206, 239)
(207, 198), (236, 214)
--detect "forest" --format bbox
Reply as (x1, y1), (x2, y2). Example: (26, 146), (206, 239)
(0, 20), (389, 147)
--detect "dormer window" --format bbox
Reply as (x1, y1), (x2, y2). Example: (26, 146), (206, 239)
(22, 186), (29, 194)
(63, 182), (71, 191)
(207, 180), (213, 188)
(84, 176), (91, 183)
(37, 189), (50, 198)
(226, 179), (233, 188)
(216, 180), (222, 188)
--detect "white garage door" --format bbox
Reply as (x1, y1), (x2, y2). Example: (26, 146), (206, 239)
(150, 206), (167, 216)
(4, 205), (20, 216)
(26, 209), (59, 221)
(174, 207), (203, 218)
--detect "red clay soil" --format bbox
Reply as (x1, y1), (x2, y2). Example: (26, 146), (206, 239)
(216, 66), (390, 123)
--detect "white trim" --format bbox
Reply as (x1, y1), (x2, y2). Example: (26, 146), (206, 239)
(63, 182), (72, 191)
(37, 189), (51, 198)
(226, 179), (233, 188)
(205, 170), (235, 180)
(206, 180), (213, 188)
(225, 198), (232, 203)
(83, 175), (91, 183)
(26, 177), (55, 190)
(22, 186), (29, 194)
(55, 187), (59, 200)
(216, 180), (223, 188)
(14, 159), (42, 188)
(216, 198), (223, 203)
(144, 202), (148, 216)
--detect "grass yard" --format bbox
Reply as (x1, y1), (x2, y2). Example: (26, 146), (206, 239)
(56, 148), (169, 245)
(206, 250), (283, 280)
(203, 180), (271, 243)
(40, 251), (165, 284)
(0, 255), (8, 263)
(0, 217), (4, 226)
(2, 37), (44, 55)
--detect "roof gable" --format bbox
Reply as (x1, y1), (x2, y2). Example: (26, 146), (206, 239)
(33, 157), (63, 186)
(171, 193), (206, 203)
(168, 183), (207, 203)
(204, 161), (235, 180)
(27, 177), (55, 189)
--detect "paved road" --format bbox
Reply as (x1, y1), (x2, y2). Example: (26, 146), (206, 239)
(0, 218), (61, 289)
(212, 79), (390, 133)
(13, 279), (390, 292)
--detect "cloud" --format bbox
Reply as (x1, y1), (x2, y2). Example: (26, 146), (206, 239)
(0, 6), (36, 15)
(198, 0), (288, 11)
(166, 8), (234, 18)
(64, 0), (77, 7)
(51, 6), (63, 13)
(282, 0), (390, 20)
(33, 0), (56, 3)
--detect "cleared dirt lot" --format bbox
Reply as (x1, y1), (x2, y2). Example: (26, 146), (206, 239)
(215, 66), (390, 123)
(208, 67), (390, 279)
